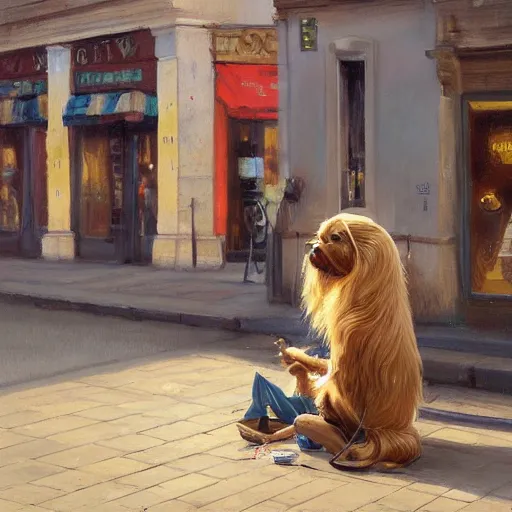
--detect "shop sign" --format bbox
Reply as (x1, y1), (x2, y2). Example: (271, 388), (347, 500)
(0, 47), (47, 79)
(71, 30), (156, 94)
(0, 79), (47, 98)
(75, 69), (143, 88)
(72, 30), (155, 68)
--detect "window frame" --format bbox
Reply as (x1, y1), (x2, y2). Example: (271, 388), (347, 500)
(462, 92), (512, 302)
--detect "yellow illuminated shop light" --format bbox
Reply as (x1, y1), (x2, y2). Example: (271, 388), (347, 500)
(469, 101), (512, 112)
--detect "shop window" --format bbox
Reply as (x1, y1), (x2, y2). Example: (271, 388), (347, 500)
(339, 60), (366, 209)
(0, 129), (24, 235)
(468, 102), (512, 297)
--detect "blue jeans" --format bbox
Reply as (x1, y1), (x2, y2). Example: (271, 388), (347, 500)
(243, 372), (324, 451)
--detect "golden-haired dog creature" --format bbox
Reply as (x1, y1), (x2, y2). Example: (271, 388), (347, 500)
(243, 213), (424, 470)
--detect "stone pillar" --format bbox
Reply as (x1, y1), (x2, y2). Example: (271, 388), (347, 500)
(175, 23), (223, 269)
(151, 28), (180, 268)
(435, 94), (460, 319)
(41, 45), (75, 260)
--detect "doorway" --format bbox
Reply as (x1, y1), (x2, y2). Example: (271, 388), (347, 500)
(72, 124), (158, 264)
(226, 119), (278, 262)
(0, 126), (47, 257)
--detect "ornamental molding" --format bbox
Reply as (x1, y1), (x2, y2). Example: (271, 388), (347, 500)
(212, 28), (278, 64)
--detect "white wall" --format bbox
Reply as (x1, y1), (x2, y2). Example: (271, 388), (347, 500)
(282, 0), (439, 237)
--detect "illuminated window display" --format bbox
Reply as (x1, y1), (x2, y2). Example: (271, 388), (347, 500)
(468, 101), (512, 296)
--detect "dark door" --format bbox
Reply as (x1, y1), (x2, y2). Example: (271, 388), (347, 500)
(74, 124), (157, 264)
(0, 126), (47, 258)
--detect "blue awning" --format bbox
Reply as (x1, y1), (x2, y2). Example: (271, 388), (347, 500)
(0, 94), (47, 126)
(63, 91), (157, 126)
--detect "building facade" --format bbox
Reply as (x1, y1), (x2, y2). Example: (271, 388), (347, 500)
(273, 0), (451, 321)
(428, 0), (512, 328)
(274, 0), (512, 329)
(0, 0), (277, 268)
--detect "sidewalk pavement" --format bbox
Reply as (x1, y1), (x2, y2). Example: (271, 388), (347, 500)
(0, 258), (512, 396)
(0, 333), (511, 512)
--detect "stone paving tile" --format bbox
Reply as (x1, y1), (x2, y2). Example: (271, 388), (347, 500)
(273, 476), (347, 507)
(287, 480), (397, 512)
(122, 378), (196, 397)
(143, 420), (209, 441)
(115, 465), (184, 489)
(0, 499), (25, 512)
(126, 433), (228, 465)
(96, 433), (165, 453)
(166, 453), (227, 473)
(353, 505), (403, 512)
(417, 497), (468, 512)
(243, 500), (290, 512)
(199, 467), (315, 512)
(407, 482), (452, 497)
(31, 400), (103, 417)
(458, 499), (512, 512)
(39, 481), (136, 511)
(0, 430), (35, 449)
(106, 414), (173, 435)
(187, 410), (242, 428)
(185, 388), (252, 408)
(151, 473), (219, 499)
(0, 411), (53, 429)
(37, 443), (123, 469)
(0, 438), (69, 468)
(32, 468), (104, 493)
(142, 402), (213, 420)
(180, 464), (294, 508)
(115, 396), (180, 413)
(140, 500), (198, 512)
(75, 405), (139, 421)
(207, 439), (259, 460)
(110, 486), (173, 509)
(199, 458), (271, 479)
(47, 422), (124, 445)
(0, 483), (65, 506)
(375, 488), (436, 511)
(12, 415), (99, 438)
(0, 460), (64, 489)
(79, 457), (152, 479)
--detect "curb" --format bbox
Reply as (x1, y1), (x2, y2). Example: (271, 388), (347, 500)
(1, 291), (512, 400)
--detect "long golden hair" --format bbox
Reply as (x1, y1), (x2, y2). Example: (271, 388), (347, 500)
(301, 213), (423, 469)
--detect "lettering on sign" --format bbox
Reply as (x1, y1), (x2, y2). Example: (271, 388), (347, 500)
(492, 141), (512, 153)
(73, 34), (144, 67)
(0, 49), (47, 78)
(116, 36), (138, 59)
(75, 69), (143, 87)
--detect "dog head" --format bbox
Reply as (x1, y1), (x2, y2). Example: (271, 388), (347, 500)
(301, 213), (404, 333)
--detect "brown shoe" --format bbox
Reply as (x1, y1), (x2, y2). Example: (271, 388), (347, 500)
(236, 417), (290, 445)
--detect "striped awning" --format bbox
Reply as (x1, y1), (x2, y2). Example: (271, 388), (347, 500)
(0, 94), (48, 126)
(63, 91), (157, 126)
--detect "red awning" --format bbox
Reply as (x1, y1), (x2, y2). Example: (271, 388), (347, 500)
(215, 63), (278, 120)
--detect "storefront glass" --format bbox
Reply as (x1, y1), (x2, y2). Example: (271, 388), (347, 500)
(0, 129), (24, 238)
(78, 125), (157, 262)
(468, 101), (512, 296)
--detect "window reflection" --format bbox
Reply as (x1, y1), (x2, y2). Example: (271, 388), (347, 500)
(469, 102), (512, 295)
